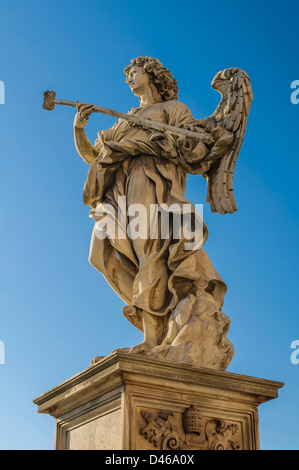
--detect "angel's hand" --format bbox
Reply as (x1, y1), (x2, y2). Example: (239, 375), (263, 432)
(74, 103), (96, 129)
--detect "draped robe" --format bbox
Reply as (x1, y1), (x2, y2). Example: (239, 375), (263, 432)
(83, 99), (226, 332)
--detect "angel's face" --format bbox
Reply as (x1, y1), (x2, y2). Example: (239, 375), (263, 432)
(127, 65), (150, 98)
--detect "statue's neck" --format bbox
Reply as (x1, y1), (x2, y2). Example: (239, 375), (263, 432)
(139, 84), (162, 107)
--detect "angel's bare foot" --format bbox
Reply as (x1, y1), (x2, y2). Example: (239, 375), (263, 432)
(90, 347), (130, 365)
(109, 347), (130, 355)
(128, 342), (152, 355)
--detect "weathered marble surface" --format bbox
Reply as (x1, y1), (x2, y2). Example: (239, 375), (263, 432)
(71, 57), (253, 369)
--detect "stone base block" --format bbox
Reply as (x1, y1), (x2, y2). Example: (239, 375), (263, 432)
(33, 352), (283, 450)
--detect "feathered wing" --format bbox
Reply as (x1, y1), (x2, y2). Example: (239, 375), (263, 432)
(194, 68), (253, 214)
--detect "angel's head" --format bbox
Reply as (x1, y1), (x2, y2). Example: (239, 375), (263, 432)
(124, 56), (179, 102)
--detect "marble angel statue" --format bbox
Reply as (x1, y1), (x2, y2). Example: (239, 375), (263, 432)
(71, 56), (253, 370)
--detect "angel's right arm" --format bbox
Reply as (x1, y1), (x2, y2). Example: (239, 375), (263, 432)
(74, 127), (99, 164)
(74, 103), (116, 164)
(73, 104), (99, 164)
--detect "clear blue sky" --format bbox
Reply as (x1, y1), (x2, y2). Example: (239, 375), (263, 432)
(0, 0), (298, 450)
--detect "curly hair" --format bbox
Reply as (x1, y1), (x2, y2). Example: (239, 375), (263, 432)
(124, 56), (179, 101)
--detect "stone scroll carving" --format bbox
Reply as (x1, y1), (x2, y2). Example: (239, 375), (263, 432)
(140, 410), (185, 450)
(139, 405), (241, 450)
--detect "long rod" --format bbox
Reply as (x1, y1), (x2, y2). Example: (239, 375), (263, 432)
(52, 97), (210, 143)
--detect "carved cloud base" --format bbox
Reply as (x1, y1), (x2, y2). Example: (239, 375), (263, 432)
(33, 352), (283, 450)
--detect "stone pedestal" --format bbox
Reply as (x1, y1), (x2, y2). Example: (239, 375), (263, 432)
(33, 352), (283, 450)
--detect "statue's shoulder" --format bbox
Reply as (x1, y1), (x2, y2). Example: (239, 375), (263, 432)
(162, 99), (188, 109)
(161, 99), (192, 115)
(161, 99), (193, 122)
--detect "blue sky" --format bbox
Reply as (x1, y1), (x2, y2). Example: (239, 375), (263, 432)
(0, 0), (298, 450)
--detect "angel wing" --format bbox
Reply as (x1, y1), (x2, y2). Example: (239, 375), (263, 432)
(194, 67), (253, 214)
